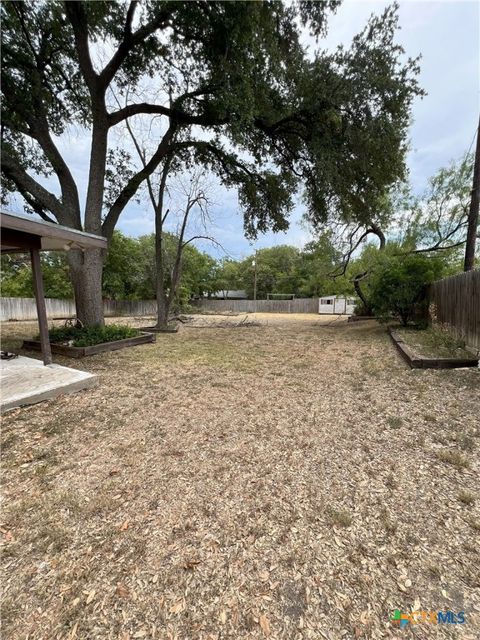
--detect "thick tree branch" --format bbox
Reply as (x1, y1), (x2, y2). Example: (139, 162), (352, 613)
(1, 151), (65, 222)
(108, 102), (227, 128)
(397, 219), (468, 255)
(27, 120), (81, 228)
(331, 223), (384, 277)
(464, 117), (480, 270)
(99, 4), (172, 88)
(64, 1), (99, 93)
(13, 182), (58, 224)
(3, 32), (82, 229)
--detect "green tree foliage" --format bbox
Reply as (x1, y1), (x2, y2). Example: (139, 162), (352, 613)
(324, 153), (474, 314)
(1, 252), (73, 298)
(1, 0), (422, 325)
(104, 232), (218, 305)
(297, 236), (351, 297)
(367, 253), (445, 325)
(226, 236), (351, 299)
(102, 231), (145, 299)
(239, 246), (301, 299)
(1, 231), (218, 305)
(179, 244), (218, 303)
(210, 259), (243, 297)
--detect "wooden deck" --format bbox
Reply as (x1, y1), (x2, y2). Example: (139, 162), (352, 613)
(0, 355), (97, 413)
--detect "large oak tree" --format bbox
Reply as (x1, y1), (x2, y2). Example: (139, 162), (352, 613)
(1, 0), (421, 325)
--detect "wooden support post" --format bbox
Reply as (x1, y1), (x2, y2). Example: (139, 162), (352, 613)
(30, 248), (52, 365)
(253, 251), (257, 313)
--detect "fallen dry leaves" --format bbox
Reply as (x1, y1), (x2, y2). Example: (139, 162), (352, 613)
(116, 583), (130, 599)
(1, 314), (479, 639)
(259, 614), (271, 636)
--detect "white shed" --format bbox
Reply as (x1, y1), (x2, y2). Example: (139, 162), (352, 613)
(319, 295), (356, 315)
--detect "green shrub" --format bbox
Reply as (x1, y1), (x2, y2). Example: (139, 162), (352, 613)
(368, 253), (444, 326)
(353, 303), (372, 316)
(40, 324), (139, 347)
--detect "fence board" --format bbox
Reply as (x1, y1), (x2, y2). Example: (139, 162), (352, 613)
(429, 270), (480, 351)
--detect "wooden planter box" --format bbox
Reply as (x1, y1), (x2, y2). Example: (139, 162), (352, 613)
(22, 332), (155, 359)
(388, 328), (478, 370)
(348, 315), (377, 323)
(139, 325), (179, 333)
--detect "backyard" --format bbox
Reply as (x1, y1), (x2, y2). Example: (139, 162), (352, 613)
(1, 315), (479, 639)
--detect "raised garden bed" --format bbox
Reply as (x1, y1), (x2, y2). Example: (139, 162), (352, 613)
(348, 315), (377, 323)
(23, 332), (155, 358)
(23, 325), (155, 359)
(139, 325), (179, 333)
(388, 328), (478, 369)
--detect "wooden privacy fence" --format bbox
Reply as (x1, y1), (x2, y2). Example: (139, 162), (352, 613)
(192, 297), (319, 314)
(103, 299), (157, 318)
(0, 297), (157, 321)
(429, 270), (480, 351)
(0, 296), (320, 320)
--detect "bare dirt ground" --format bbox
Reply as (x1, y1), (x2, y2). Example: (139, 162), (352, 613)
(1, 314), (479, 639)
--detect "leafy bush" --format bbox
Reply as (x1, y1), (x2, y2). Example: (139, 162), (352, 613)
(368, 254), (444, 326)
(41, 324), (139, 347)
(353, 303), (372, 317)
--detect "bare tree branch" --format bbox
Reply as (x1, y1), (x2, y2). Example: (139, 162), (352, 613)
(330, 223), (385, 277)
(406, 240), (466, 254)
(102, 124), (177, 238)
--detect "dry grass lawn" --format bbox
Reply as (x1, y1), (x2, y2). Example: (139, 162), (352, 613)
(1, 314), (479, 639)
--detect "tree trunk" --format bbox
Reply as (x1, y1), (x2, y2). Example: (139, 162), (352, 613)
(68, 248), (105, 326)
(353, 273), (373, 315)
(67, 118), (109, 327)
(349, 224), (385, 316)
(464, 115), (480, 271)
(399, 311), (409, 326)
(155, 231), (171, 329)
(156, 292), (170, 329)
(152, 156), (172, 329)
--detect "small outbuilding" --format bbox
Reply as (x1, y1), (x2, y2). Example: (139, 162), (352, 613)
(318, 295), (356, 315)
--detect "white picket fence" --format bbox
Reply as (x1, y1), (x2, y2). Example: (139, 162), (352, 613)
(0, 297), (157, 321)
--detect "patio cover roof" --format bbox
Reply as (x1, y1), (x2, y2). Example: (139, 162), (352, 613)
(1, 210), (107, 253)
(1, 210), (107, 366)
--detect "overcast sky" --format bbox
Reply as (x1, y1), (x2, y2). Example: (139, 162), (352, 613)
(8, 0), (480, 260)
(125, 0), (479, 259)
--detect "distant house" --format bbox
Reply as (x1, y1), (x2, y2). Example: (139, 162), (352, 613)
(208, 289), (248, 300)
(319, 295), (356, 315)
